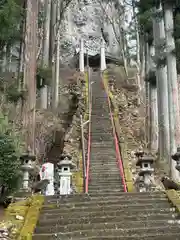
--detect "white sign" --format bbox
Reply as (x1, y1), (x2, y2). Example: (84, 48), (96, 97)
(40, 162), (55, 196)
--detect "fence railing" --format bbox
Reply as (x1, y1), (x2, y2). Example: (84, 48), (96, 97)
(102, 72), (127, 192)
(79, 38), (106, 193)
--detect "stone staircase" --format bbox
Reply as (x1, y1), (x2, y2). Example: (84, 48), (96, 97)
(88, 71), (124, 193)
(33, 192), (180, 239)
(33, 71), (180, 239)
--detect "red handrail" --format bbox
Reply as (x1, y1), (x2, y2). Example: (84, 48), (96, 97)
(85, 74), (127, 193)
(85, 87), (92, 193)
(102, 75), (127, 192)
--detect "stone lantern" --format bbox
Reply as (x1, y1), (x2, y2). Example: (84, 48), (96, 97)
(20, 152), (36, 191)
(57, 154), (75, 195)
(171, 147), (180, 172)
(136, 155), (155, 191)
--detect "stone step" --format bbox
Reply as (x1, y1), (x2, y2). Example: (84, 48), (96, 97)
(62, 234), (180, 240)
(87, 185), (122, 191)
(93, 95), (107, 101)
(91, 137), (114, 141)
(33, 233), (180, 240)
(33, 225), (180, 239)
(38, 212), (177, 226)
(88, 186), (124, 192)
(90, 131), (112, 134)
(85, 191), (127, 196)
(90, 160), (117, 164)
(91, 109), (109, 113)
(91, 141), (113, 145)
(90, 167), (119, 172)
(42, 198), (170, 211)
(91, 120), (111, 124)
(90, 152), (116, 156)
(91, 116), (110, 120)
(91, 143), (114, 148)
(90, 149), (116, 153)
(91, 105), (109, 109)
(89, 174), (121, 179)
(90, 153), (117, 157)
(87, 189), (124, 193)
(89, 179), (122, 184)
(40, 202), (172, 215)
(92, 103), (107, 105)
(88, 183), (122, 188)
(89, 162), (118, 166)
(39, 207), (176, 220)
(89, 166), (118, 170)
(88, 175), (123, 181)
(90, 161), (117, 165)
(91, 134), (113, 138)
(35, 219), (180, 234)
(90, 170), (120, 175)
(90, 157), (117, 162)
(44, 192), (167, 202)
(91, 112), (109, 115)
(91, 127), (112, 132)
(91, 130), (113, 133)
(90, 143), (114, 147)
(47, 194), (162, 204)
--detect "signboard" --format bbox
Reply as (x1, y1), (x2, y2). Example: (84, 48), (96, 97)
(40, 162), (55, 196)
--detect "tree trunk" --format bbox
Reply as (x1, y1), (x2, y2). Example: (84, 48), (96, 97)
(153, 6), (170, 172)
(149, 45), (158, 153)
(164, 3), (180, 180)
(5, 44), (11, 72)
(139, 34), (145, 80)
(144, 41), (150, 148)
(41, 0), (51, 109)
(23, 0), (38, 154)
(52, 0), (60, 110)
(132, 0), (142, 105)
(50, 0), (56, 110)
(150, 85), (158, 152)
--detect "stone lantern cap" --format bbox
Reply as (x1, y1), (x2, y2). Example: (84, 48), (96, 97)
(57, 159), (76, 169)
(171, 148), (180, 162)
(136, 156), (154, 167)
(134, 150), (144, 159)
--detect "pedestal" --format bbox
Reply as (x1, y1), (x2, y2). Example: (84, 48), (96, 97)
(23, 171), (29, 190)
(59, 173), (72, 195)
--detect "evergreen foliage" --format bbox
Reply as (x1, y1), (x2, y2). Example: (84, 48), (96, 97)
(0, 112), (23, 199)
(136, 0), (180, 73)
(0, 0), (22, 51)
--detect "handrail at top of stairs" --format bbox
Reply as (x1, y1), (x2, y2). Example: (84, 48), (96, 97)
(85, 68), (92, 193)
(101, 73), (127, 192)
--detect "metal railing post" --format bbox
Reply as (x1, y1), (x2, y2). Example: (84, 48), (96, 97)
(80, 114), (86, 192)
(80, 114), (89, 193)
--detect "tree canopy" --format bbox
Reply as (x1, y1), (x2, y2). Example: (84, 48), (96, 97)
(0, 0), (22, 52)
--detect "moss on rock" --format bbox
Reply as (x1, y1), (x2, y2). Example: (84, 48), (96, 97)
(18, 194), (44, 240)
